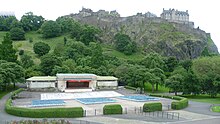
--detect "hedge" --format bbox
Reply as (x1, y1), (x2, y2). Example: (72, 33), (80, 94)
(149, 94), (188, 110)
(5, 89), (84, 118)
(124, 86), (136, 90)
(103, 104), (122, 115)
(143, 102), (162, 112)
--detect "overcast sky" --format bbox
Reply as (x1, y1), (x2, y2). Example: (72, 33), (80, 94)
(1, 0), (219, 52)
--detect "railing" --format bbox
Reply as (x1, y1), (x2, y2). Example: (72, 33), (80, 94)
(83, 106), (180, 120)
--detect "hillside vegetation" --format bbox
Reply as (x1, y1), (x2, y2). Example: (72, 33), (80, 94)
(1, 10), (220, 97)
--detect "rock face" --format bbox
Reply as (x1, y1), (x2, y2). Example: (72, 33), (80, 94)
(67, 8), (218, 59)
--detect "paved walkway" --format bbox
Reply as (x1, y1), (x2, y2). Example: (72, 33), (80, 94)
(0, 91), (220, 124)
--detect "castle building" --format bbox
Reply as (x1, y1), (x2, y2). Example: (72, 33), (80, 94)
(160, 8), (189, 22)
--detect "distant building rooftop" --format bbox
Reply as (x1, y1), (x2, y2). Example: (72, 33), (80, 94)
(97, 76), (118, 81)
(56, 73), (97, 77)
(26, 76), (56, 81)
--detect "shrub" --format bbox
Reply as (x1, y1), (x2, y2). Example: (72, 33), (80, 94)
(10, 27), (25, 40)
(33, 42), (50, 56)
(103, 104), (122, 115)
(19, 50), (24, 55)
(143, 102), (162, 112)
(29, 37), (33, 43)
(171, 97), (188, 110)
(149, 94), (188, 110)
(5, 89), (84, 118)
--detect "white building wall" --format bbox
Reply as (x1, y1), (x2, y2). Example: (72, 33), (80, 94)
(29, 82), (55, 88)
(97, 81), (118, 87)
(57, 80), (66, 91)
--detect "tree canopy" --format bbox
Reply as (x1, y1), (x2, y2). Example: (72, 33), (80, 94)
(41, 20), (61, 38)
(33, 42), (51, 56)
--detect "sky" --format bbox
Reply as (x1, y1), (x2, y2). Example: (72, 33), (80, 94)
(0, 0), (219, 52)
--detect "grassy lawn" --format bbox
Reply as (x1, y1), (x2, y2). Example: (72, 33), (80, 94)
(211, 106), (220, 112)
(144, 83), (169, 93)
(102, 44), (144, 61)
(181, 94), (220, 104)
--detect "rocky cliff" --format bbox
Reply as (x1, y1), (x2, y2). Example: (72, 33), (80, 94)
(66, 8), (218, 59)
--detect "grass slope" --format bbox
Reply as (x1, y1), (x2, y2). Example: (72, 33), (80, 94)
(0, 31), (145, 64)
(181, 94), (220, 104)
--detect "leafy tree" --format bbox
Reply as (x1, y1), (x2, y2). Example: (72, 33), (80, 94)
(64, 37), (67, 45)
(114, 33), (137, 55)
(179, 59), (192, 71)
(56, 17), (77, 33)
(0, 33), (17, 62)
(0, 16), (17, 31)
(165, 74), (184, 95)
(52, 65), (70, 75)
(41, 20), (61, 38)
(10, 27), (25, 40)
(150, 68), (166, 91)
(25, 65), (43, 78)
(10, 20), (23, 29)
(165, 66), (187, 95)
(20, 54), (34, 69)
(62, 59), (77, 73)
(89, 42), (105, 68)
(33, 42), (50, 56)
(192, 56), (220, 97)
(80, 25), (100, 45)
(0, 60), (24, 90)
(20, 12), (45, 31)
(140, 52), (165, 91)
(164, 56), (178, 73)
(70, 21), (83, 40)
(40, 54), (61, 75)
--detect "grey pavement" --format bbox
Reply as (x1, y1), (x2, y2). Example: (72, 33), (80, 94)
(1, 90), (220, 124)
(183, 101), (220, 116)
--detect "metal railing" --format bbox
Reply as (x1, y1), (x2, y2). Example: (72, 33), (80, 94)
(83, 106), (180, 120)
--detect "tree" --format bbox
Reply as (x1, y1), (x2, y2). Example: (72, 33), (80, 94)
(0, 16), (17, 31)
(0, 33), (17, 62)
(40, 54), (61, 75)
(10, 27), (25, 40)
(0, 60), (25, 90)
(165, 66), (187, 95)
(150, 68), (165, 91)
(80, 25), (100, 45)
(20, 12), (45, 31)
(89, 42), (105, 68)
(114, 33), (137, 55)
(33, 42), (50, 56)
(51, 65), (70, 75)
(20, 54), (34, 69)
(192, 56), (220, 97)
(141, 52), (165, 91)
(56, 17), (77, 33)
(41, 20), (61, 38)
(165, 74), (184, 95)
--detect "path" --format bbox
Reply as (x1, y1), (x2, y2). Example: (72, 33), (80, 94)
(0, 91), (220, 124)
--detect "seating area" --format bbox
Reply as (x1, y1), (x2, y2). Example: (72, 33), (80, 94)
(31, 100), (65, 107)
(118, 95), (159, 102)
(75, 97), (116, 104)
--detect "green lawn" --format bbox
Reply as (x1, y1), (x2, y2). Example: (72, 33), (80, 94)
(144, 83), (169, 93)
(181, 94), (220, 104)
(211, 106), (220, 112)
(102, 44), (144, 61)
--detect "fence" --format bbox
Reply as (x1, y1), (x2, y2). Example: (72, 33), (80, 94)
(83, 106), (180, 120)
